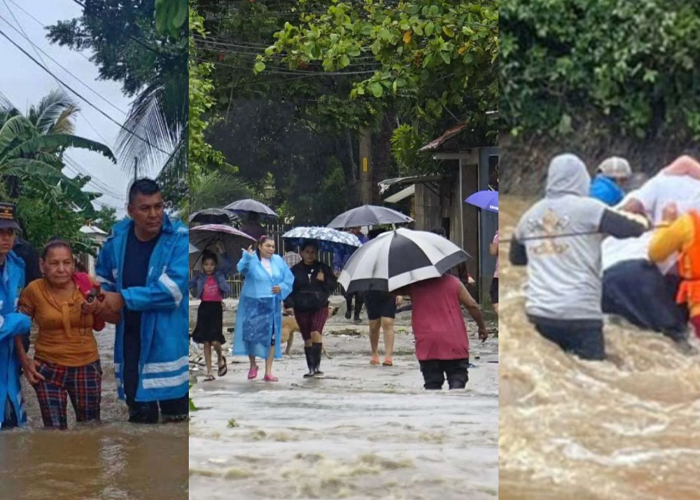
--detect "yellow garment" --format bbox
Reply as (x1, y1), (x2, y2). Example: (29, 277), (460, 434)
(648, 214), (700, 316)
(19, 279), (98, 367)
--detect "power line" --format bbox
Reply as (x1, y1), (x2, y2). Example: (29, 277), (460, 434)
(0, 12), (126, 117)
(6, 0), (92, 62)
(0, 26), (172, 155)
(195, 56), (376, 76)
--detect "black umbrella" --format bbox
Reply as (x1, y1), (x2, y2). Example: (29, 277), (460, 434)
(224, 199), (278, 218)
(327, 204), (413, 229)
(338, 228), (469, 292)
(189, 208), (239, 226)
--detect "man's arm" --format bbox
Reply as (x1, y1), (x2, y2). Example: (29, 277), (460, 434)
(95, 241), (117, 293)
(119, 235), (188, 312)
(458, 282), (488, 341)
(599, 209), (648, 239)
(649, 214), (692, 263)
(509, 235), (528, 266)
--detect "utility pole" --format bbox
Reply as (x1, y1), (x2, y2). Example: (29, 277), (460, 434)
(133, 156), (138, 183)
(359, 127), (372, 204)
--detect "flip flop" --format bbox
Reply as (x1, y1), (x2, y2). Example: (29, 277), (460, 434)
(248, 366), (259, 380)
(263, 374), (279, 382)
(370, 356), (380, 366)
(382, 359), (393, 367)
(218, 357), (228, 377)
(203, 375), (215, 382)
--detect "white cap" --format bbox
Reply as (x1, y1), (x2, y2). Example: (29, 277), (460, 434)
(597, 157), (632, 179)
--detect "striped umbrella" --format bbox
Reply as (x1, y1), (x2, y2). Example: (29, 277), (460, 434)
(338, 228), (470, 293)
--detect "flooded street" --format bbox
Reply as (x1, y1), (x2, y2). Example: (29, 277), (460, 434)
(499, 196), (700, 500)
(189, 299), (499, 500)
(0, 327), (188, 500)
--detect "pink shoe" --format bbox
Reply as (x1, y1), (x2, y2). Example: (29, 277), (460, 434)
(247, 366), (258, 380)
(263, 374), (278, 382)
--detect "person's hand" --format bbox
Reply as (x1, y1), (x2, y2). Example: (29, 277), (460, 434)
(100, 291), (125, 314)
(316, 271), (325, 282)
(334, 270), (340, 277)
(284, 308), (294, 316)
(395, 296), (403, 306)
(478, 327), (488, 342)
(245, 245), (255, 255)
(81, 299), (100, 315)
(22, 359), (45, 385)
(271, 285), (281, 294)
(215, 241), (226, 254)
(468, 276), (476, 285)
(662, 202), (679, 223)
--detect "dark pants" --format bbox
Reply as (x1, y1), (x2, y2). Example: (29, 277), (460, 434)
(419, 359), (469, 390)
(345, 291), (364, 318)
(124, 328), (188, 424)
(530, 316), (605, 361)
(602, 260), (688, 342)
(1, 397), (18, 430)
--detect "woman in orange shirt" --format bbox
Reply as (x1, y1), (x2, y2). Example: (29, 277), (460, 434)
(15, 239), (120, 429)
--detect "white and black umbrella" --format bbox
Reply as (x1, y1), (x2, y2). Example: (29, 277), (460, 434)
(282, 226), (361, 253)
(327, 204), (413, 229)
(338, 228), (469, 293)
(224, 199), (278, 218)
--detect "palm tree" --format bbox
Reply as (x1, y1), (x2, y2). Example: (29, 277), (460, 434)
(182, 169), (250, 222)
(0, 90), (116, 210)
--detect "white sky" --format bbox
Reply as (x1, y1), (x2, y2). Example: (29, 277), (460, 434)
(0, 0), (168, 216)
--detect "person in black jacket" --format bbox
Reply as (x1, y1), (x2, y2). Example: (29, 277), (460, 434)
(285, 241), (337, 378)
(13, 224), (41, 354)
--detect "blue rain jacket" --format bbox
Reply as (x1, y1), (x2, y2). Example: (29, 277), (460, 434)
(232, 252), (294, 360)
(0, 252), (32, 427)
(590, 175), (625, 206)
(96, 216), (189, 402)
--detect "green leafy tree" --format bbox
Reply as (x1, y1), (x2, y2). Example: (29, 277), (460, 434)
(501, 0), (700, 140)
(47, 0), (188, 193)
(92, 205), (119, 234)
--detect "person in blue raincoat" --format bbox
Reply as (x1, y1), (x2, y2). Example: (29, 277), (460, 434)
(0, 202), (32, 429)
(95, 179), (189, 424)
(590, 156), (632, 206)
(233, 235), (294, 382)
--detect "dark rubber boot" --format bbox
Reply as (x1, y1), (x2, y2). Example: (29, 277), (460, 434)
(313, 343), (324, 377)
(303, 347), (315, 378)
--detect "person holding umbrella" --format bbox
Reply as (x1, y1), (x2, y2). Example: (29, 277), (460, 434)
(333, 227), (367, 322)
(338, 228), (488, 389)
(284, 241), (336, 378)
(232, 236), (294, 382)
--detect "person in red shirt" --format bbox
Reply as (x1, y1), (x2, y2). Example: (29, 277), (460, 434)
(398, 274), (488, 390)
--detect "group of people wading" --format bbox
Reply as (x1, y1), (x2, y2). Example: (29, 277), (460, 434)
(0, 179), (189, 430)
(512, 153), (700, 360)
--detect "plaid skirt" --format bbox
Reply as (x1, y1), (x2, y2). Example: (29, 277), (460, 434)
(34, 359), (102, 429)
(294, 307), (329, 341)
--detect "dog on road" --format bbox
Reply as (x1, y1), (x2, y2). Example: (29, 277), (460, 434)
(282, 307), (338, 358)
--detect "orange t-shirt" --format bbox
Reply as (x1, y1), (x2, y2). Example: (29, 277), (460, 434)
(19, 279), (99, 367)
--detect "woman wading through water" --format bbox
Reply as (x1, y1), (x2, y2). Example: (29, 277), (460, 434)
(16, 239), (120, 429)
(232, 236), (294, 382)
(285, 241), (336, 378)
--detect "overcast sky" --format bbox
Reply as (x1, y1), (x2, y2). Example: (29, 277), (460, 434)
(0, 0), (166, 216)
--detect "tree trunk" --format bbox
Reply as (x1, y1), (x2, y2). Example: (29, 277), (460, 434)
(359, 127), (372, 204)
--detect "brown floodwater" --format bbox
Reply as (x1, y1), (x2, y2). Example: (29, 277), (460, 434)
(499, 196), (700, 500)
(0, 327), (188, 500)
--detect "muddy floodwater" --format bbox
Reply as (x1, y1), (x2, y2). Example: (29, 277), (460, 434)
(0, 326), (188, 500)
(189, 298), (499, 500)
(499, 196), (700, 500)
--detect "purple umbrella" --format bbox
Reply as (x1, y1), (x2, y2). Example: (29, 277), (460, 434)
(465, 190), (498, 213)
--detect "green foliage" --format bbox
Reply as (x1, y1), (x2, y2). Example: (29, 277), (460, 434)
(92, 206), (119, 234)
(501, 0), (700, 140)
(390, 124), (433, 175)
(189, 5), (226, 179)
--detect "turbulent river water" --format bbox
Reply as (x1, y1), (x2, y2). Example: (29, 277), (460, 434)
(499, 196), (700, 500)
(0, 327), (188, 500)
(189, 299), (499, 500)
